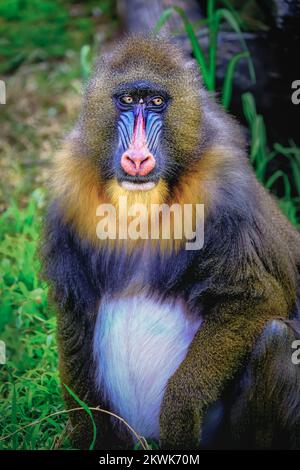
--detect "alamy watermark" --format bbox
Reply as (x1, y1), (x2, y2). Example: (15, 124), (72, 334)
(292, 339), (300, 365)
(95, 197), (205, 250)
(291, 80), (300, 105)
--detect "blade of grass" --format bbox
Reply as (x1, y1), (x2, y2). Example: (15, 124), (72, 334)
(64, 384), (96, 450)
(80, 45), (92, 83)
(279, 199), (299, 226)
(221, 51), (249, 108)
(154, 6), (210, 87)
(265, 170), (292, 199)
(11, 379), (18, 450)
(253, 116), (267, 168)
(215, 8), (256, 85)
(207, 0), (217, 90)
(0, 406), (149, 450)
(153, 8), (174, 34)
(256, 151), (277, 182)
(7, 370), (18, 450)
(274, 143), (300, 196)
(242, 92), (257, 127)
(242, 93), (267, 167)
(290, 161), (300, 197)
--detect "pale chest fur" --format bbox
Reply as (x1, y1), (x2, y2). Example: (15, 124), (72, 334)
(93, 293), (202, 441)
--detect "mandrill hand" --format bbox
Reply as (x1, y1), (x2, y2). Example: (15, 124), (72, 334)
(160, 374), (202, 449)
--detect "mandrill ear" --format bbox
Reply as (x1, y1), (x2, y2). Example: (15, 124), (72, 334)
(68, 126), (82, 141)
(184, 59), (203, 85)
(64, 125), (90, 159)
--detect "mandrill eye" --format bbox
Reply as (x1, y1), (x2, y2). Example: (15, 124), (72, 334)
(151, 97), (164, 106)
(121, 95), (133, 104)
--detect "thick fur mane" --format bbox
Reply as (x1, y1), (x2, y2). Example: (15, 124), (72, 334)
(49, 35), (299, 304)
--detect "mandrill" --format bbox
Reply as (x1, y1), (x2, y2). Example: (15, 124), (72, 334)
(43, 36), (300, 449)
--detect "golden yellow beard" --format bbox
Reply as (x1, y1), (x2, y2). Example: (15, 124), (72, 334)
(103, 178), (206, 253)
(52, 143), (229, 252)
(103, 178), (173, 251)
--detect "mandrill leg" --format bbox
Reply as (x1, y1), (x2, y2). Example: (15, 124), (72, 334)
(57, 311), (123, 450)
(230, 319), (300, 449)
(159, 278), (290, 449)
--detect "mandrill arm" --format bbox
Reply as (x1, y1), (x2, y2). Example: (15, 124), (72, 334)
(159, 276), (290, 449)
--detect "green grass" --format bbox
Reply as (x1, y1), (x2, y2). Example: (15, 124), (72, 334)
(242, 93), (300, 227)
(0, 1), (116, 447)
(0, 0), (117, 74)
(0, 189), (69, 449)
(0, 193), (155, 450)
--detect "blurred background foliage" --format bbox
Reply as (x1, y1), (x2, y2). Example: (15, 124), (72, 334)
(0, 0), (118, 450)
(0, 0), (117, 73)
(0, 0), (299, 450)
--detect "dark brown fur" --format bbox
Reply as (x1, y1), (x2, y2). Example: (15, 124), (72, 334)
(44, 36), (300, 450)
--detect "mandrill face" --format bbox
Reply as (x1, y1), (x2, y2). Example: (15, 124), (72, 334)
(52, 37), (238, 246)
(112, 80), (170, 191)
(77, 36), (203, 204)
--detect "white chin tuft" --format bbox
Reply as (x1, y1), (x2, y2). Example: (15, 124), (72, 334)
(120, 181), (156, 191)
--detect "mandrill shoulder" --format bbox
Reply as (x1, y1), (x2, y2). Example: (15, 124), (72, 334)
(257, 181), (300, 268)
(198, 89), (300, 288)
(201, 87), (300, 264)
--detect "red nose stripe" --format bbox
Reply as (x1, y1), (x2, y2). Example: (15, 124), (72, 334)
(120, 107), (156, 176)
(132, 107), (147, 148)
